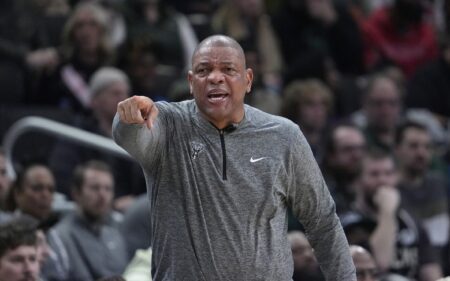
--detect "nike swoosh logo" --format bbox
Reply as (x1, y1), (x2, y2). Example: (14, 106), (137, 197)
(250, 157), (267, 163)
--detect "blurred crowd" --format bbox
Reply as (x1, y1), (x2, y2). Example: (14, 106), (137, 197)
(0, 0), (450, 280)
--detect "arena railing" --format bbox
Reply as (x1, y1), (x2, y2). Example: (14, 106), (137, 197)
(2, 116), (131, 180)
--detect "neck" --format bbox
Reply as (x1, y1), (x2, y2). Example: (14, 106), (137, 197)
(202, 110), (244, 130)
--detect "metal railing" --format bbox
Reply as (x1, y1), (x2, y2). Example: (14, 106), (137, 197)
(2, 116), (131, 180)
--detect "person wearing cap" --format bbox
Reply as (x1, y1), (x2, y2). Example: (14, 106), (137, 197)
(48, 67), (146, 210)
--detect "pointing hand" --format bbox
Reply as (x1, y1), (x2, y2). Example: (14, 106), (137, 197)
(117, 96), (159, 129)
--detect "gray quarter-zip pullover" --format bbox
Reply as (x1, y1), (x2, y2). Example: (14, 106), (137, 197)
(113, 99), (356, 281)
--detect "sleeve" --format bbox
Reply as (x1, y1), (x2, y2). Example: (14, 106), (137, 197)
(112, 102), (168, 168)
(286, 125), (356, 281)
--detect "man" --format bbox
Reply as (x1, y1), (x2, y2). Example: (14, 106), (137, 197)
(350, 245), (380, 281)
(394, 121), (448, 255)
(8, 164), (55, 222)
(113, 35), (355, 280)
(0, 218), (40, 281)
(359, 74), (403, 152)
(288, 231), (324, 281)
(48, 160), (128, 281)
(322, 123), (367, 214)
(341, 150), (442, 281)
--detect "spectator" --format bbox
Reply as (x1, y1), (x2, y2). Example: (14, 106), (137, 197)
(0, 218), (40, 281)
(281, 79), (333, 161)
(350, 244), (410, 281)
(48, 67), (146, 208)
(48, 160), (128, 281)
(123, 0), (198, 74)
(288, 231), (325, 281)
(353, 73), (403, 152)
(5, 164), (56, 222)
(405, 36), (450, 125)
(341, 149), (443, 280)
(272, 0), (364, 84)
(35, 2), (115, 115)
(362, 0), (438, 77)
(321, 123), (367, 214)
(0, 0), (59, 104)
(121, 42), (171, 102)
(394, 121), (449, 257)
(350, 245), (380, 281)
(212, 0), (284, 93)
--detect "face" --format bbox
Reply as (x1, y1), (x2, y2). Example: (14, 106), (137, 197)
(298, 95), (329, 131)
(359, 157), (398, 196)
(396, 127), (432, 175)
(364, 78), (401, 132)
(330, 127), (366, 175)
(0, 245), (39, 281)
(0, 154), (11, 203)
(130, 52), (158, 91)
(289, 233), (318, 272)
(188, 44), (253, 129)
(72, 8), (103, 53)
(74, 169), (113, 219)
(91, 81), (129, 120)
(352, 248), (379, 281)
(15, 166), (55, 220)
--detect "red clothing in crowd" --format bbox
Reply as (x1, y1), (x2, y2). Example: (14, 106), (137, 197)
(362, 7), (438, 77)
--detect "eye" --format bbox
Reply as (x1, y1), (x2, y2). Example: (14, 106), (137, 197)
(195, 67), (209, 76)
(224, 67), (236, 74)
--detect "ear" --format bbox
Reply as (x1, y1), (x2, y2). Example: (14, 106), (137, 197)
(246, 68), (254, 93)
(187, 71), (194, 96)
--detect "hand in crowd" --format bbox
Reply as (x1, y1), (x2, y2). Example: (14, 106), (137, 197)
(26, 48), (59, 73)
(373, 187), (400, 216)
(117, 96), (158, 129)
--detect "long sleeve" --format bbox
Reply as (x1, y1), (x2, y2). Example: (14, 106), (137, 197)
(287, 126), (356, 281)
(112, 108), (166, 168)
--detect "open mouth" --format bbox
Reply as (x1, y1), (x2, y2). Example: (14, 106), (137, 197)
(207, 92), (229, 103)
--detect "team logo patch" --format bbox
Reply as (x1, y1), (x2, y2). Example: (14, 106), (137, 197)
(190, 141), (205, 160)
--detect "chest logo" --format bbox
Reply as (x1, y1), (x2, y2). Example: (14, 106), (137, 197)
(250, 157), (267, 163)
(190, 141), (205, 160)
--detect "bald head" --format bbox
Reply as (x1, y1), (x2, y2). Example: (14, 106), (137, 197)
(192, 35), (246, 68)
(350, 245), (379, 281)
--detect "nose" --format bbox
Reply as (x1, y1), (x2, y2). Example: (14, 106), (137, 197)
(207, 69), (225, 84)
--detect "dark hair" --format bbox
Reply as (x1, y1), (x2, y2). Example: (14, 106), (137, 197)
(323, 121), (362, 156)
(4, 164), (49, 212)
(364, 147), (394, 163)
(0, 217), (37, 258)
(280, 79), (333, 123)
(394, 120), (428, 146)
(71, 160), (112, 192)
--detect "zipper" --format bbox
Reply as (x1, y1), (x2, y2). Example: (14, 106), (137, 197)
(219, 129), (227, 180)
